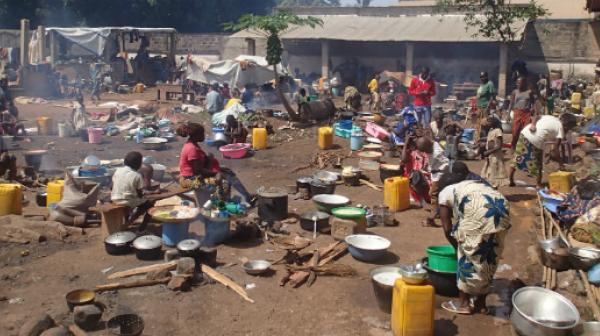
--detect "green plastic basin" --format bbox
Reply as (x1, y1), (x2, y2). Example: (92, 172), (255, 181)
(426, 245), (457, 273)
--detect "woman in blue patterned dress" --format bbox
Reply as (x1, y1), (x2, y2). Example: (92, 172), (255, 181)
(437, 162), (511, 314)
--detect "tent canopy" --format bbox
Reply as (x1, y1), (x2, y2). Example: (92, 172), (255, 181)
(186, 55), (286, 88)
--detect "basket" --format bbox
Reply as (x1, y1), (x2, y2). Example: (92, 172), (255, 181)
(426, 245), (457, 273)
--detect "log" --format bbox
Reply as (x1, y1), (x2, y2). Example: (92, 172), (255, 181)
(306, 250), (319, 287)
(95, 277), (171, 292)
(288, 271), (310, 288)
(201, 264), (254, 303)
(359, 179), (383, 191)
(68, 324), (88, 336)
(107, 261), (177, 280)
(318, 243), (348, 266)
(578, 270), (600, 321)
(288, 264), (356, 277)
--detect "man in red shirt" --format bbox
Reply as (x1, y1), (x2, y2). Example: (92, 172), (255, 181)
(408, 67), (436, 128)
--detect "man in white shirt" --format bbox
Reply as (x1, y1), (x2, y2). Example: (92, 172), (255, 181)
(111, 151), (153, 230)
(509, 113), (577, 187)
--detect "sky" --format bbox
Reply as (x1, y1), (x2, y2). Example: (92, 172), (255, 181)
(340, 0), (397, 5)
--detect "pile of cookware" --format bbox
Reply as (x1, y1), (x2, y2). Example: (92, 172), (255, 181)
(295, 170), (341, 200)
(104, 232), (163, 261)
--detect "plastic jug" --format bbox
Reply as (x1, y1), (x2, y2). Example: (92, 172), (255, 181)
(318, 127), (333, 150)
(391, 279), (435, 336)
(548, 171), (575, 193)
(0, 183), (22, 215)
(46, 179), (65, 207)
(252, 128), (267, 150)
(584, 106), (596, 119)
(571, 92), (582, 110)
(384, 177), (410, 212)
(36, 117), (53, 135)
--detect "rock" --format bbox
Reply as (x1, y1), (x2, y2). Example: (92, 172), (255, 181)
(167, 275), (191, 291)
(18, 314), (55, 336)
(176, 257), (196, 275)
(73, 305), (102, 331)
(198, 247), (217, 267)
(164, 249), (179, 262)
(39, 326), (69, 336)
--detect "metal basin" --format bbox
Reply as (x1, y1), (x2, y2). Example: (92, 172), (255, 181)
(312, 194), (350, 213)
(569, 247), (600, 271)
(399, 264), (427, 285)
(511, 286), (580, 336)
(538, 237), (570, 271)
(370, 266), (402, 313)
(345, 234), (390, 262)
(242, 260), (271, 275)
(299, 211), (330, 233)
(574, 321), (600, 336)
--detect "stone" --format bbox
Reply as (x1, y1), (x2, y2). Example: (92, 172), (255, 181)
(167, 275), (191, 291)
(39, 326), (69, 336)
(164, 249), (179, 262)
(73, 304), (102, 331)
(18, 314), (55, 336)
(176, 257), (196, 275)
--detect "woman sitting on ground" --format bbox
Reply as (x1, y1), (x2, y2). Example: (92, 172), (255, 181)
(438, 161), (511, 315)
(224, 115), (248, 144)
(176, 122), (254, 206)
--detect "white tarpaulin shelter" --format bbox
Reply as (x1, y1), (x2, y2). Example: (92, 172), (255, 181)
(186, 55), (286, 87)
(44, 27), (177, 57)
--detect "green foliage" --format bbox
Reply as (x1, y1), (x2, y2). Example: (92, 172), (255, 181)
(277, 0), (340, 6)
(224, 12), (322, 65)
(436, 0), (548, 42)
(0, 0), (275, 33)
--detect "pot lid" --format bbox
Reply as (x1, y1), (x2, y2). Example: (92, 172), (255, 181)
(258, 187), (287, 198)
(297, 177), (313, 184)
(177, 239), (201, 251)
(82, 155), (101, 167)
(105, 231), (136, 245)
(133, 235), (162, 250)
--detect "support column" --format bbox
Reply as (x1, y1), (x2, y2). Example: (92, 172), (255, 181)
(37, 26), (45, 63)
(168, 32), (176, 60)
(20, 19), (30, 66)
(321, 40), (329, 79)
(406, 42), (414, 86)
(49, 31), (56, 66)
(498, 42), (508, 97)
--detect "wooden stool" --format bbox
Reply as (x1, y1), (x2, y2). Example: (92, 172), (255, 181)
(91, 203), (130, 238)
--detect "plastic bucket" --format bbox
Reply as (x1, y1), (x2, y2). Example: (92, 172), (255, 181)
(339, 120), (353, 130)
(57, 122), (70, 138)
(162, 222), (190, 247)
(426, 245), (457, 273)
(202, 216), (230, 246)
(350, 134), (365, 151)
(36, 117), (53, 135)
(87, 127), (104, 144)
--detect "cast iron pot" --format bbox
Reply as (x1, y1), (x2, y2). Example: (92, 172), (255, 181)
(177, 239), (201, 258)
(379, 164), (403, 183)
(422, 258), (458, 297)
(300, 211), (331, 233)
(258, 187), (288, 222)
(104, 231), (136, 255)
(296, 177), (313, 192)
(309, 180), (336, 196)
(132, 235), (163, 260)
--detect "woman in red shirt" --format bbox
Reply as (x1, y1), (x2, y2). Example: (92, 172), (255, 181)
(177, 123), (253, 206)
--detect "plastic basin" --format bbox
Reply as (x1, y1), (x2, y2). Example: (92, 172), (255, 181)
(219, 143), (250, 159)
(426, 245), (457, 273)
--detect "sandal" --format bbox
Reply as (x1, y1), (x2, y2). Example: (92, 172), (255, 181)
(441, 300), (472, 315)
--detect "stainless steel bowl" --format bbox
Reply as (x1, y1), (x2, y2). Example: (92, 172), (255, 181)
(538, 237), (570, 271)
(511, 286), (580, 336)
(399, 265), (427, 285)
(312, 194), (350, 213)
(242, 260), (271, 275)
(569, 247), (600, 271)
(574, 322), (600, 336)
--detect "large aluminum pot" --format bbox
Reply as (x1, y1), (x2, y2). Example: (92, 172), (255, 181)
(511, 286), (579, 336)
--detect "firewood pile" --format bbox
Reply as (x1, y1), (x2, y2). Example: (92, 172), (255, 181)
(269, 236), (355, 288)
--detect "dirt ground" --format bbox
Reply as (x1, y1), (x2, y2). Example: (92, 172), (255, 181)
(0, 89), (551, 336)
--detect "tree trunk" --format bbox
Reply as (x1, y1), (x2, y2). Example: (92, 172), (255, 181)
(273, 64), (301, 121)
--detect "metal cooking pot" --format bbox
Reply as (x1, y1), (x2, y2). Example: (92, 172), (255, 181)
(177, 239), (201, 258)
(569, 247), (600, 271)
(257, 187), (288, 222)
(299, 211), (330, 233)
(104, 231), (136, 255)
(132, 235), (163, 260)
(296, 177), (313, 191)
(538, 237), (570, 272)
(511, 286), (580, 336)
(310, 180), (336, 196)
(421, 258), (458, 297)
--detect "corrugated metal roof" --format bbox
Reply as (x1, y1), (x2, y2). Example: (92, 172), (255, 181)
(232, 15), (527, 43)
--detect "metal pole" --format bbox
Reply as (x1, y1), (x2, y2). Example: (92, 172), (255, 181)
(20, 19), (30, 66)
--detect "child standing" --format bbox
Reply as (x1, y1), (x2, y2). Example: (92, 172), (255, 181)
(480, 116), (509, 188)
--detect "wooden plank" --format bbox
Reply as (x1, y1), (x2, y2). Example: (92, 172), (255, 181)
(201, 264), (254, 303)
(95, 277), (171, 292)
(107, 261), (177, 280)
